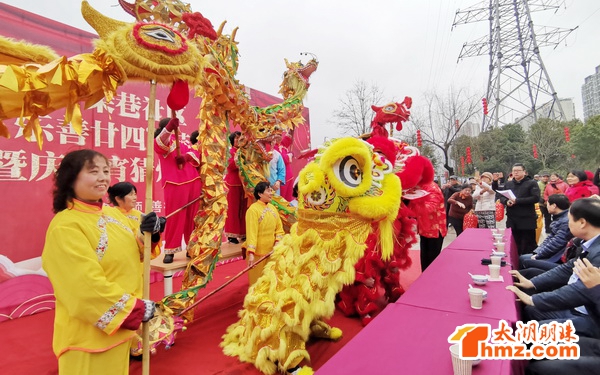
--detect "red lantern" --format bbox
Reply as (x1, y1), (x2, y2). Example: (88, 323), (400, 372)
(416, 129), (422, 147)
(533, 144), (538, 159)
(460, 156), (465, 175)
(463, 211), (479, 229)
(455, 119), (460, 130)
(495, 200), (504, 221)
(482, 98), (488, 115)
(564, 127), (570, 142)
(466, 147), (472, 164)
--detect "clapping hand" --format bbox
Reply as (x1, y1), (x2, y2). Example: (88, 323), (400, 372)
(574, 258), (600, 289)
(509, 270), (534, 289)
(506, 285), (533, 306)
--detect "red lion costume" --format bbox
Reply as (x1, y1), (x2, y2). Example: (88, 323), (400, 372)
(337, 100), (445, 325)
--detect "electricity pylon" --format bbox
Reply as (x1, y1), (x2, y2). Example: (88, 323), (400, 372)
(453, 0), (574, 131)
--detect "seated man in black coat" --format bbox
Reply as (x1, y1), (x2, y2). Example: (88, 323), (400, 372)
(525, 257), (600, 375)
(507, 198), (600, 339)
(518, 194), (573, 275)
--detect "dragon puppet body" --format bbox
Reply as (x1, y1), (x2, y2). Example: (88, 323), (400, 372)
(337, 99), (445, 325)
(0, 0), (316, 350)
(234, 58), (318, 232)
(221, 137), (402, 374)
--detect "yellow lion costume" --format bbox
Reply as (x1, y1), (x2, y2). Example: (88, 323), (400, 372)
(221, 137), (402, 374)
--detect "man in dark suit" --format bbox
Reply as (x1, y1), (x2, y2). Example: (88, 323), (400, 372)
(501, 163), (540, 255)
(507, 198), (600, 339)
(524, 257), (600, 375)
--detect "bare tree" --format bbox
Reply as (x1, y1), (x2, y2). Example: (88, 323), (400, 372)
(332, 80), (385, 137)
(408, 88), (481, 175)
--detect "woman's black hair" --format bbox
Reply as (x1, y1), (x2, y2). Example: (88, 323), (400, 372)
(52, 149), (108, 213)
(107, 182), (137, 206)
(229, 131), (241, 147)
(570, 198), (600, 228)
(568, 170), (587, 183)
(254, 181), (270, 200)
(190, 130), (199, 145)
(154, 118), (171, 138)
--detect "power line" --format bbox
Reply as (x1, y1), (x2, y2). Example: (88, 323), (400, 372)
(453, 0), (573, 131)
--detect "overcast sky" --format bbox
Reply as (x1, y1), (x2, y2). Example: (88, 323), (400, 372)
(3, 0), (600, 147)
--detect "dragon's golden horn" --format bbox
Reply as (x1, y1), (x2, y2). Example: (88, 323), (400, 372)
(82, 0), (129, 39)
(216, 21), (227, 37)
(231, 27), (239, 42)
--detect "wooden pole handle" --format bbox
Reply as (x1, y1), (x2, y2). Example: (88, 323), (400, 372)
(142, 80), (157, 375)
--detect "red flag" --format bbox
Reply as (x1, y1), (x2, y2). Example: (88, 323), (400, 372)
(533, 144), (538, 159)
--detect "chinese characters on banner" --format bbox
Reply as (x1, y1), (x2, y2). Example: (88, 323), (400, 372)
(0, 82), (311, 262)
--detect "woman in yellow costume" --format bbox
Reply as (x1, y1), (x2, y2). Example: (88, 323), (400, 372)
(108, 181), (142, 224)
(244, 181), (285, 286)
(222, 137), (402, 375)
(108, 181), (162, 260)
(42, 149), (164, 374)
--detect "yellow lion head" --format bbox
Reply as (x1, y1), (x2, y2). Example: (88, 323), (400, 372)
(297, 137), (402, 259)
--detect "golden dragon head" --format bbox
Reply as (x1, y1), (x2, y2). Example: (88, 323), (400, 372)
(82, 0), (205, 85)
(236, 56), (318, 161)
(296, 137), (401, 260)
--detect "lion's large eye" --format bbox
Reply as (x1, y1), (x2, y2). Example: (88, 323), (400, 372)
(333, 156), (362, 187)
(144, 27), (176, 43)
(383, 103), (397, 114)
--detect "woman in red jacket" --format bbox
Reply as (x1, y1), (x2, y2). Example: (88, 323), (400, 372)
(543, 173), (568, 201)
(565, 170), (592, 202)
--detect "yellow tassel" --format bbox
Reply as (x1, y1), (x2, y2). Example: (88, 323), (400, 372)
(378, 217), (394, 261)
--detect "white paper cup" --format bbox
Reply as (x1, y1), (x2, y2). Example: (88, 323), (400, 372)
(450, 344), (473, 375)
(495, 242), (505, 252)
(468, 288), (484, 309)
(491, 255), (502, 266)
(489, 264), (501, 279)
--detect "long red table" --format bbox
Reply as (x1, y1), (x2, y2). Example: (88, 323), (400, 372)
(317, 228), (524, 375)
(444, 228), (519, 269)
(316, 304), (509, 375)
(397, 248), (520, 323)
